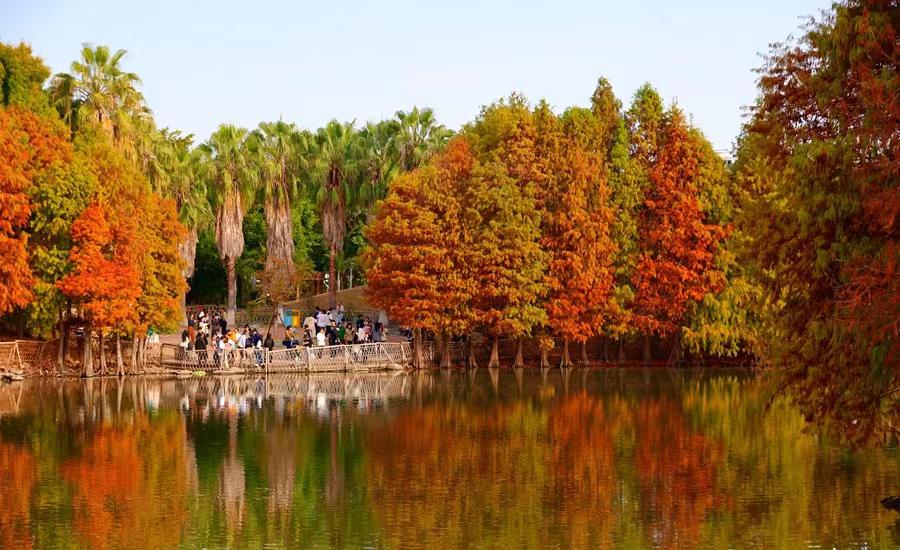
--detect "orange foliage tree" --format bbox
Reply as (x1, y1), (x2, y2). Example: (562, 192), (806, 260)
(364, 140), (470, 367)
(0, 107), (72, 315)
(57, 203), (141, 376)
(534, 104), (617, 366)
(630, 109), (727, 362)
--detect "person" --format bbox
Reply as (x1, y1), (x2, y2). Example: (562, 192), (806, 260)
(373, 322), (382, 343)
(302, 329), (312, 348)
(316, 308), (329, 331)
(303, 313), (316, 339)
(357, 323), (368, 344)
(337, 323), (346, 345)
(219, 311), (227, 335)
(195, 332), (208, 367)
(282, 329), (294, 349)
(336, 303), (345, 324)
(263, 333), (275, 352)
(237, 328), (247, 349)
(316, 329), (326, 347)
(251, 329), (263, 366)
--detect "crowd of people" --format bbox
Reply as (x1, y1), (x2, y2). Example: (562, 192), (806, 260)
(177, 305), (388, 367)
(179, 308), (273, 367)
(281, 306), (387, 349)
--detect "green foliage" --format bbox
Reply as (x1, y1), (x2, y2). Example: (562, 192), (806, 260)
(0, 42), (53, 115)
(25, 154), (99, 335)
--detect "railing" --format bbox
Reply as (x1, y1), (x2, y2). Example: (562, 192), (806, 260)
(0, 340), (56, 373)
(154, 342), (411, 373)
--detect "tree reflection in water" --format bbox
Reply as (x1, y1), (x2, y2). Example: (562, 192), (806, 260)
(0, 370), (896, 549)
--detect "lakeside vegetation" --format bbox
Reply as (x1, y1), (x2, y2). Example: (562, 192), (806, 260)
(0, 0), (896, 442)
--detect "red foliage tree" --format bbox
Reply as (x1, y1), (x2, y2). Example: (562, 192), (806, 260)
(631, 109), (727, 361)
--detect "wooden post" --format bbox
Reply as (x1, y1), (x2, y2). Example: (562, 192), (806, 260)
(265, 349), (269, 375)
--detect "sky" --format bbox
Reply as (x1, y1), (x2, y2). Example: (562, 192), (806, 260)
(1, 0), (829, 151)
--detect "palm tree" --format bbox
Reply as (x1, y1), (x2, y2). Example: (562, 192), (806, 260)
(357, 120), (400, 209)
(308, 120), (359, 307)
(251, 121), (300, 272)
(148, 130), (211, 319)
(200, 125), (258, 324)
(395, 107), (452, 172)
(49, 44), (152, 155)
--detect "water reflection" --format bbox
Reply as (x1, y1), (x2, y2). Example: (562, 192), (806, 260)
(0, 370), (896, 549)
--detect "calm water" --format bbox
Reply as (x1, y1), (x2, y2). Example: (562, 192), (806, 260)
(0, 369), (896, 549)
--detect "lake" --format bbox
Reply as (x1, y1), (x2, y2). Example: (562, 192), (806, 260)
(0, 369), (897, 549)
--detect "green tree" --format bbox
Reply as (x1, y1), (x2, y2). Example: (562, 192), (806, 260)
(251, 120), (301, 272)
(396, 107), (452, 172)
(737, 0), (898, 443)
(200, 124), (258, 324)
(49, 44), (152, 157)
(308, 120), (358, 307)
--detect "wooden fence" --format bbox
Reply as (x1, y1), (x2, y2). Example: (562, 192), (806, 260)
(154, 341), (411, 373)
(0, 340), (57, 374)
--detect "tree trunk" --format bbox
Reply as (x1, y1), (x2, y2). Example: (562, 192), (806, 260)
(57, 307), (66, 372)
(540, 340), (550, 368)
(513, 338), (525, 368)
(178, 228), (198, 326)
(580, 340), (589, 365)
(488, 335), (500, 369)
(180, 288), (188, 327)
(82, 323), (94, 378)
(560, 337), (572, 368)
(98, 330), (107, 374)
(226, 256), (237, 326)
(136, 338), (145, 371)
(602, 336), (610, 363)
(131, 337), (138, 372)
(466, 335), (478, 369)
(439, 333), (452, 369)
(642, 334), (652, 363)
(413, 329), (425, 369)
(618, 338), (625, 362)
(668, 332), (682, 367)
(116, 332), (124, 377)
(328, 244), (337, 309)
(264, 195), (294, 272)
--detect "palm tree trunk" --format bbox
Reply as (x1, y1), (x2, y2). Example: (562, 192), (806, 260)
(328, 243), (337, 309)
(264, 196), (294, 272)
(226, 256), (237, 326)
(179, 228), (198, 325)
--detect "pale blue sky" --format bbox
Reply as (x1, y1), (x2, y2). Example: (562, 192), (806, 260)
(1, 0), (827, 150)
